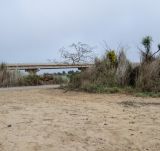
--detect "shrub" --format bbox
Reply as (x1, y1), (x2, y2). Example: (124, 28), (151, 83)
(18, 74), (67, 86)
(136, 59), (160, 92)
(0, 63), (23, 87)
(106, 50), (117, 65)
(20, 75), (42, 86)
(116, 49), (132, 86)
(68, 73), (82, 88)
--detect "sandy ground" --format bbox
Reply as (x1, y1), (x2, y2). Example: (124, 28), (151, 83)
(0, 88), (160, 151)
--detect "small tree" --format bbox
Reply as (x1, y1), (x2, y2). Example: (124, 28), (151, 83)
(60, 42), (94, 64)
(140, 36), (160, 63)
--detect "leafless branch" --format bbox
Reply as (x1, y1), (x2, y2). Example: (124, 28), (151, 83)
(60, 42), (94, 64)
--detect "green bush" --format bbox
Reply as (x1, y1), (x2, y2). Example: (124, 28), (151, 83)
(18, 74), (67, 86)
(106, 50), (117, 65)
(68, 73), (82, 88)
(81, 83), (121, 93)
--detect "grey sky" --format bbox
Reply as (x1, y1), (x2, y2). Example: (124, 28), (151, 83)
(0, 0), (160, 63)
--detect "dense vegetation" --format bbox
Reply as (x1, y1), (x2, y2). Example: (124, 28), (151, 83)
(68, 36), (160, 96)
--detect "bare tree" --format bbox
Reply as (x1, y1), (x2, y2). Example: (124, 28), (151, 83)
(60, 42), (94, 64)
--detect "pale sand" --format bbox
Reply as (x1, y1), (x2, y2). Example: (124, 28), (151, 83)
(0, 88), (160, 151)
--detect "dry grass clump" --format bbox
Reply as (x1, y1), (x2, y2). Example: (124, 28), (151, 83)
(116, 50), (132, 86)
(0, 63), (22, 87)
(137, 59), (160, 92)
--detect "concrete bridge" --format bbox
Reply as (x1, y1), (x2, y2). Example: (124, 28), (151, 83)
(7, 63), (93, 74)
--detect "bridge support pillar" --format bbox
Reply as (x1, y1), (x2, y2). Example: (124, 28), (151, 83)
(25, 69), (39, 75)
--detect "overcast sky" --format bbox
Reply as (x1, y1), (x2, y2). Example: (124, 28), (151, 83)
(0, 0), (160, 63)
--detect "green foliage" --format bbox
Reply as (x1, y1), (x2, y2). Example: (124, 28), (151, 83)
(21, 75), (42, 86)
(106, 50), (117, 65)
(81, 83), (121, 93)
(135, 92), (160, 98)
(142, 36), (152, 52)
(68, 73), (82, 89)
(18, 74), (67, 86)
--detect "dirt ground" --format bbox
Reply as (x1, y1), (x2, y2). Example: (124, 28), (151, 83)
(0, 88), (160, 151)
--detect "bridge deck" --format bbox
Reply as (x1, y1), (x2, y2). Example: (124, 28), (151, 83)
(7, 63), (93, 70)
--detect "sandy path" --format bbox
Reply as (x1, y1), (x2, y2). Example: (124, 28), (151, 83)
(0, 89), (160, 151)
